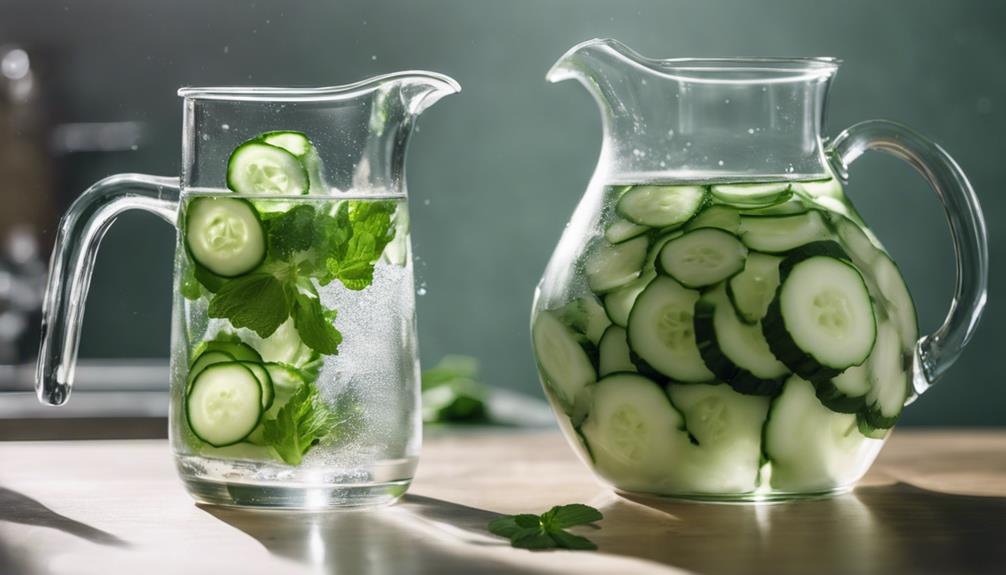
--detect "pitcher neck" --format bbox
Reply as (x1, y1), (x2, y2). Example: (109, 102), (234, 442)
(548, 39), (839, 182)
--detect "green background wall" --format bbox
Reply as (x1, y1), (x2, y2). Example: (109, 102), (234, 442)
(1, 0), (1001, 424)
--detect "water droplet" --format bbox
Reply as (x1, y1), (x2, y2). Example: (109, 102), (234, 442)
(371, 55), (377, 61)
(201, 134), (209, 141)
(221, 123), (230, 131)
(724, 98), (731, 104)
(685, 141), (692, 147)
(130, 144), (138, 151)
(717, 160), (724, 166)
(747, 128), (755, 135)
(667, 129), (675, 137)
(423, 199), (430, 206)
(659, 160), (666, 167)
(223, 45), (230, 54)
(265, 19), (271, 24)
(417, 287), (427, 296)
(641, 79), (647, 85)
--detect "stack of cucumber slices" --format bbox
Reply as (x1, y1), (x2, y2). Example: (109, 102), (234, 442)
(533, 180), (918, 495)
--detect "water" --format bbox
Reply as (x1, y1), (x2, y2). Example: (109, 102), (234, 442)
(169, 193), (421, 508)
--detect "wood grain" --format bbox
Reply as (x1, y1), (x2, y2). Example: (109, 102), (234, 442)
(0, 429), (1003, 574)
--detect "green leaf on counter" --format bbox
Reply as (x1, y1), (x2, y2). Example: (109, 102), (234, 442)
(421, 355), (490, 424)
(487, 504), (603, 551)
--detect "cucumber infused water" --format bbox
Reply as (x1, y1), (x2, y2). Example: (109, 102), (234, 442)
(171, 132), (420, 506)
(532, 178), (915, 499)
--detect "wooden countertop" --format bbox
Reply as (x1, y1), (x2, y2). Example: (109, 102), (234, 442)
(0, 430), (1003, 574)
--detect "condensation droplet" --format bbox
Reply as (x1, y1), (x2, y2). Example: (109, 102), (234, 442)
(371, 55), (377, 61)
(423, 199), (430, 206)
(221, 123), (230, 131)
(747, 128), (755, 135)
(717, 160), (724, 166)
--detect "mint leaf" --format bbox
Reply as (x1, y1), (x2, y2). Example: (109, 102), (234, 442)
(487, 505), (602, 551)
(262, 383), (339, 466)
(208, 273), (289, 338)
(266, 205), (317, 259)
(290, 290), (342, 355)
(322, 200), (396, 290)
(548, 530), (597, 551)
(543, 504), (604, 530)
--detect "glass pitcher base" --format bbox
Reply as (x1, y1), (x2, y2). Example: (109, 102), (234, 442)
(175, 454), (417, 510)
(615, 485), (854, 505)
(181, 476), (412, 509)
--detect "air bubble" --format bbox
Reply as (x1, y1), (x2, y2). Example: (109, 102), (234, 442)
(221, 124), (230, 131)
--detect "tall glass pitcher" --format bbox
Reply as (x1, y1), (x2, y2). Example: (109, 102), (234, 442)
(531, 39), (988, 501)
(36, 72), (460, 508)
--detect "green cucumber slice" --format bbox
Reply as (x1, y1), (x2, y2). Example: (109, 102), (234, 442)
(727, 252), (782, 324)
(872, 254), (919, 352)
(598, 325), (636, 376)
(657, 228), (748, 289)
(764, 376), (881, 492)
(616, 185), (706, 228)
(200, 339), (263, 363)
(187, 350), (235, 390)
(237, 361), (274, 411)
(227, 141), (309, 195)
(739, 211), (830, 253)
(585, 235), (648, 293)
(185, 197), (266, 277)
(694, 284), (788, 396)
(684, 205), (741, 234)
(668, 383), (770, 493)
(604, 271), (655, 327)
(764, 252), (877, 381)
(186, 362), (263, 447)
(627, 276), (713, 383)
(605, 218), (650, 244)
(260, 131), (313, 157)
(815, 362), (871, 414)
(862, 322), (908, 429)
(532, 310), (597, 422)
(556, 296), (611, 344)
(710, 182), (791, 207)
(580, 373), (688, 491)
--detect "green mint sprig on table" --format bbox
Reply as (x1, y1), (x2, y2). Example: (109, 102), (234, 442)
(203, 200), (396, 356)
(488, 504), (603, 550)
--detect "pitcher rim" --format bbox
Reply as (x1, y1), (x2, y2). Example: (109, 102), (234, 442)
(177, 70), (461, 102)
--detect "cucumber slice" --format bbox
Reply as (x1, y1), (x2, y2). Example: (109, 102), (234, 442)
(532, 310), (597, 420)
(227, 141), (309, 195)
(260, 131), (313, 157)
(244, 318), (315, 367)
(580, 373), (689, 491)
(694, 285), (788, 396)
(657, 228), (748, 288)
(604, 271), (655, 327)
(585, 235), (648, 294)
(863, 322), (908, 429)
(710, 182), (791, 208)
(627, 276), (713, 383)
(187, 350), (235, 390)
(185, 197), (266, 277)
(727, 252), (782, 324)
(237, 361), (274, 410)
(833, 215), (881, 267)
(598, 325), (636, 376)
(684, 205), (741, 234)
(186, 362), (263, 447)
(668, 383), (770, 493)
(764, 254), (876, 381)
(644, 230), (684, 270)
(872, 254), (919, 351)
(199, 339), (263, 363)
(815, 362), (871, 414)
(605, 218), (650, 244)
(616, 185), (706, 228)
(792, 178), (843, 200)
(740, 198), (809, 216)
(764, 376), (880, 492)
(556, 296), (611, 344)
(739, 211), (830, 253)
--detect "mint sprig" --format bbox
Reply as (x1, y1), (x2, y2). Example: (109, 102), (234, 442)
(200, 200), (397, 354)
(488, 504), (603, 550)
(261, 383), (339, 466)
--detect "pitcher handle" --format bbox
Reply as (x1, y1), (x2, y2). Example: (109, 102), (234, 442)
(36, 174), (180, 405)
(827, 120), (988, 395)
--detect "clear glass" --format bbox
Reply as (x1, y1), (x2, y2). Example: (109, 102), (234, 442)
(36, 72), (459, 509)
(532, 39), (988, 501)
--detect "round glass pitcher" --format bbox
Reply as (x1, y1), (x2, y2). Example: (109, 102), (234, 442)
(531, 39), (988, 501)
(36, 72), (460, 509)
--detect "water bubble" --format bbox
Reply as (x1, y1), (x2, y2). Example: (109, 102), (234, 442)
(667, 129), (675, 137)
(201, 134), (209, 141)
(724, 98), (731, 104)
(423, 199), (430, 206)
(685, 141), (692, 147)
(223, 45), (230, 54)
(640, 79), (647, 85)
(747, 128), (755, 135)
(659, 160), (666, 168)
(221, 123), (230, 131)
(371, 55), (378, 61)
(717, 160), (724, 166)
